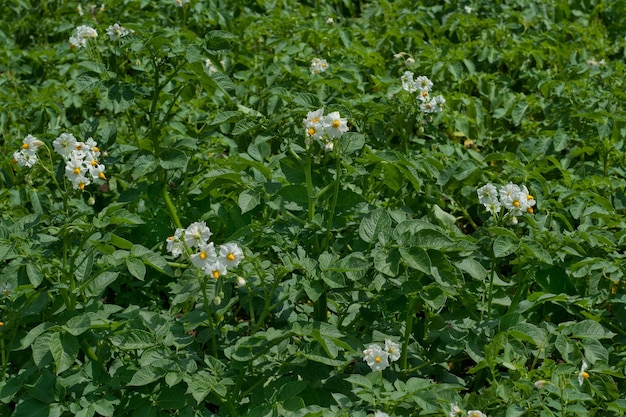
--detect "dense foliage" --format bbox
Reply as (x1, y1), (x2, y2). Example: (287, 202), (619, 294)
(1, 0), (625, 416)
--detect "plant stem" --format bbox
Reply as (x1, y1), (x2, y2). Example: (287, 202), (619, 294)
(161, 186), (183, 229)
(304, 148), (316, 223)
(323, 146), (341, 251)
(400, 295), (418, 370)
(200, 275), (218, 357)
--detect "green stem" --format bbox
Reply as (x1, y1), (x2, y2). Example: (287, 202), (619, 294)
(323, 147), (341, 251)
(487, 269), (495, 321)
(400, 295), (418, 370)
(200, 275), (218, 357)
(161, 186), (183, 229)
(304, 148), (316, 223)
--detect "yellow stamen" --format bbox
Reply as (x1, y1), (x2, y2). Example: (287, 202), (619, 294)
(527, 195), (534, 200)
(93, 146), (100, 152)
(199, 252), (207, 260)
(307, 127), (315, 136)
(581, 371), (589, 379)
(90, 160), (98, 166)
(312, 117), (319, 123)
(527, 207), (534, 213)
(422, 91), (428, 97)
(513, 200), (520, 207)
(212, 270), (220, 279)
(332, 120), (340, 128)
(375, 356), (381, 363)
(98, 172), (106, 180)
(73, 167), (81, 175)
(76, 144), (82, 150)
(22, 143), (29, 149)
(79, 182), (85, 191)
(227, 253), (235, 261)
(0, 321), (4, 327)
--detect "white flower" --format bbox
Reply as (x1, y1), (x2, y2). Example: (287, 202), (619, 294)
(53, 133), (78, 158)
(219, 242), (244, 268)
(518, 185), (536, 214)
(467, 411), (487, 417)
(578, 360), (589, 386)
(499, 182), (522, 211)
(205, 59), (218, 74)
(310, 58), (329, 74)
(323, 111), (349, 138)
(464, 5), (473, 13)
(21, 134), (42, 152)
(76, 25), (98, 39)
(587, 58), (597, 67)
(88, 162), (106, 180)
(415, 76), (433, 93)
(303, 108), (326, 140)
(477, 183), (498, 206)
(106, 23), (132, 41)
(77, 4), (83, 15)
(166, 228), (184, 258)
(401, 71), (417, 93)
(184, 221), (212, 248)
(384, 339), (401, 362)
(205, 260), (228, 279)
(191, 241), (217, 270)
(326, 17), (334, 24)
(363, 344), (390, 372)
(70, 25), (98, 49)
(431, 95), (446, 111)
(13, 149), (38, 168)
(405, 57), (415, 66)
(374, 412), (389, 417)
(323, 141), (334, 152)
(534, 380), (548, 389)
(449, 404), (462, 417)
(236, 277), (247, 287)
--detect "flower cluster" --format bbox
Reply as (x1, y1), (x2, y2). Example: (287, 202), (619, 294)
(401, 71), (445, 113)
(106, 23), (132, 41)
(13, 134), (42, 168)
(303, 108), (349, 151)
(310, 58), (329, 75)
(53, 133), (106, 191)
(477, 182), (536, 217)
(166, 221), (244, 279)
(362, 339), (400, 372)
(587, 57), (606, 67)
(69, 25), (98, 49)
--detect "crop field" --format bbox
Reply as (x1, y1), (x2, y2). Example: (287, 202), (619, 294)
(1, 1), (625, 416)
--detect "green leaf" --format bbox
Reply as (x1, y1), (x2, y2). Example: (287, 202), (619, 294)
(130, 245), (173, 276)
(126, 257), (147, 281)
(399, 247), (431, 274)
(12, 398), (51, 417)
(110, 330), (155, 350)
(49, 332), (78, 375)
(128, 366), (165, 386)
(359, 208), (391, 243)
(493, 235), (519, 258)
(238, 189), (261, 214)
(570, 320), (616, 340)
(277, 381), (308, 402)
(159, 149), (188, 171)
(582, 338), (609, 364)
(85, 271), (119, 298)
(511, 100), (528, 125)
